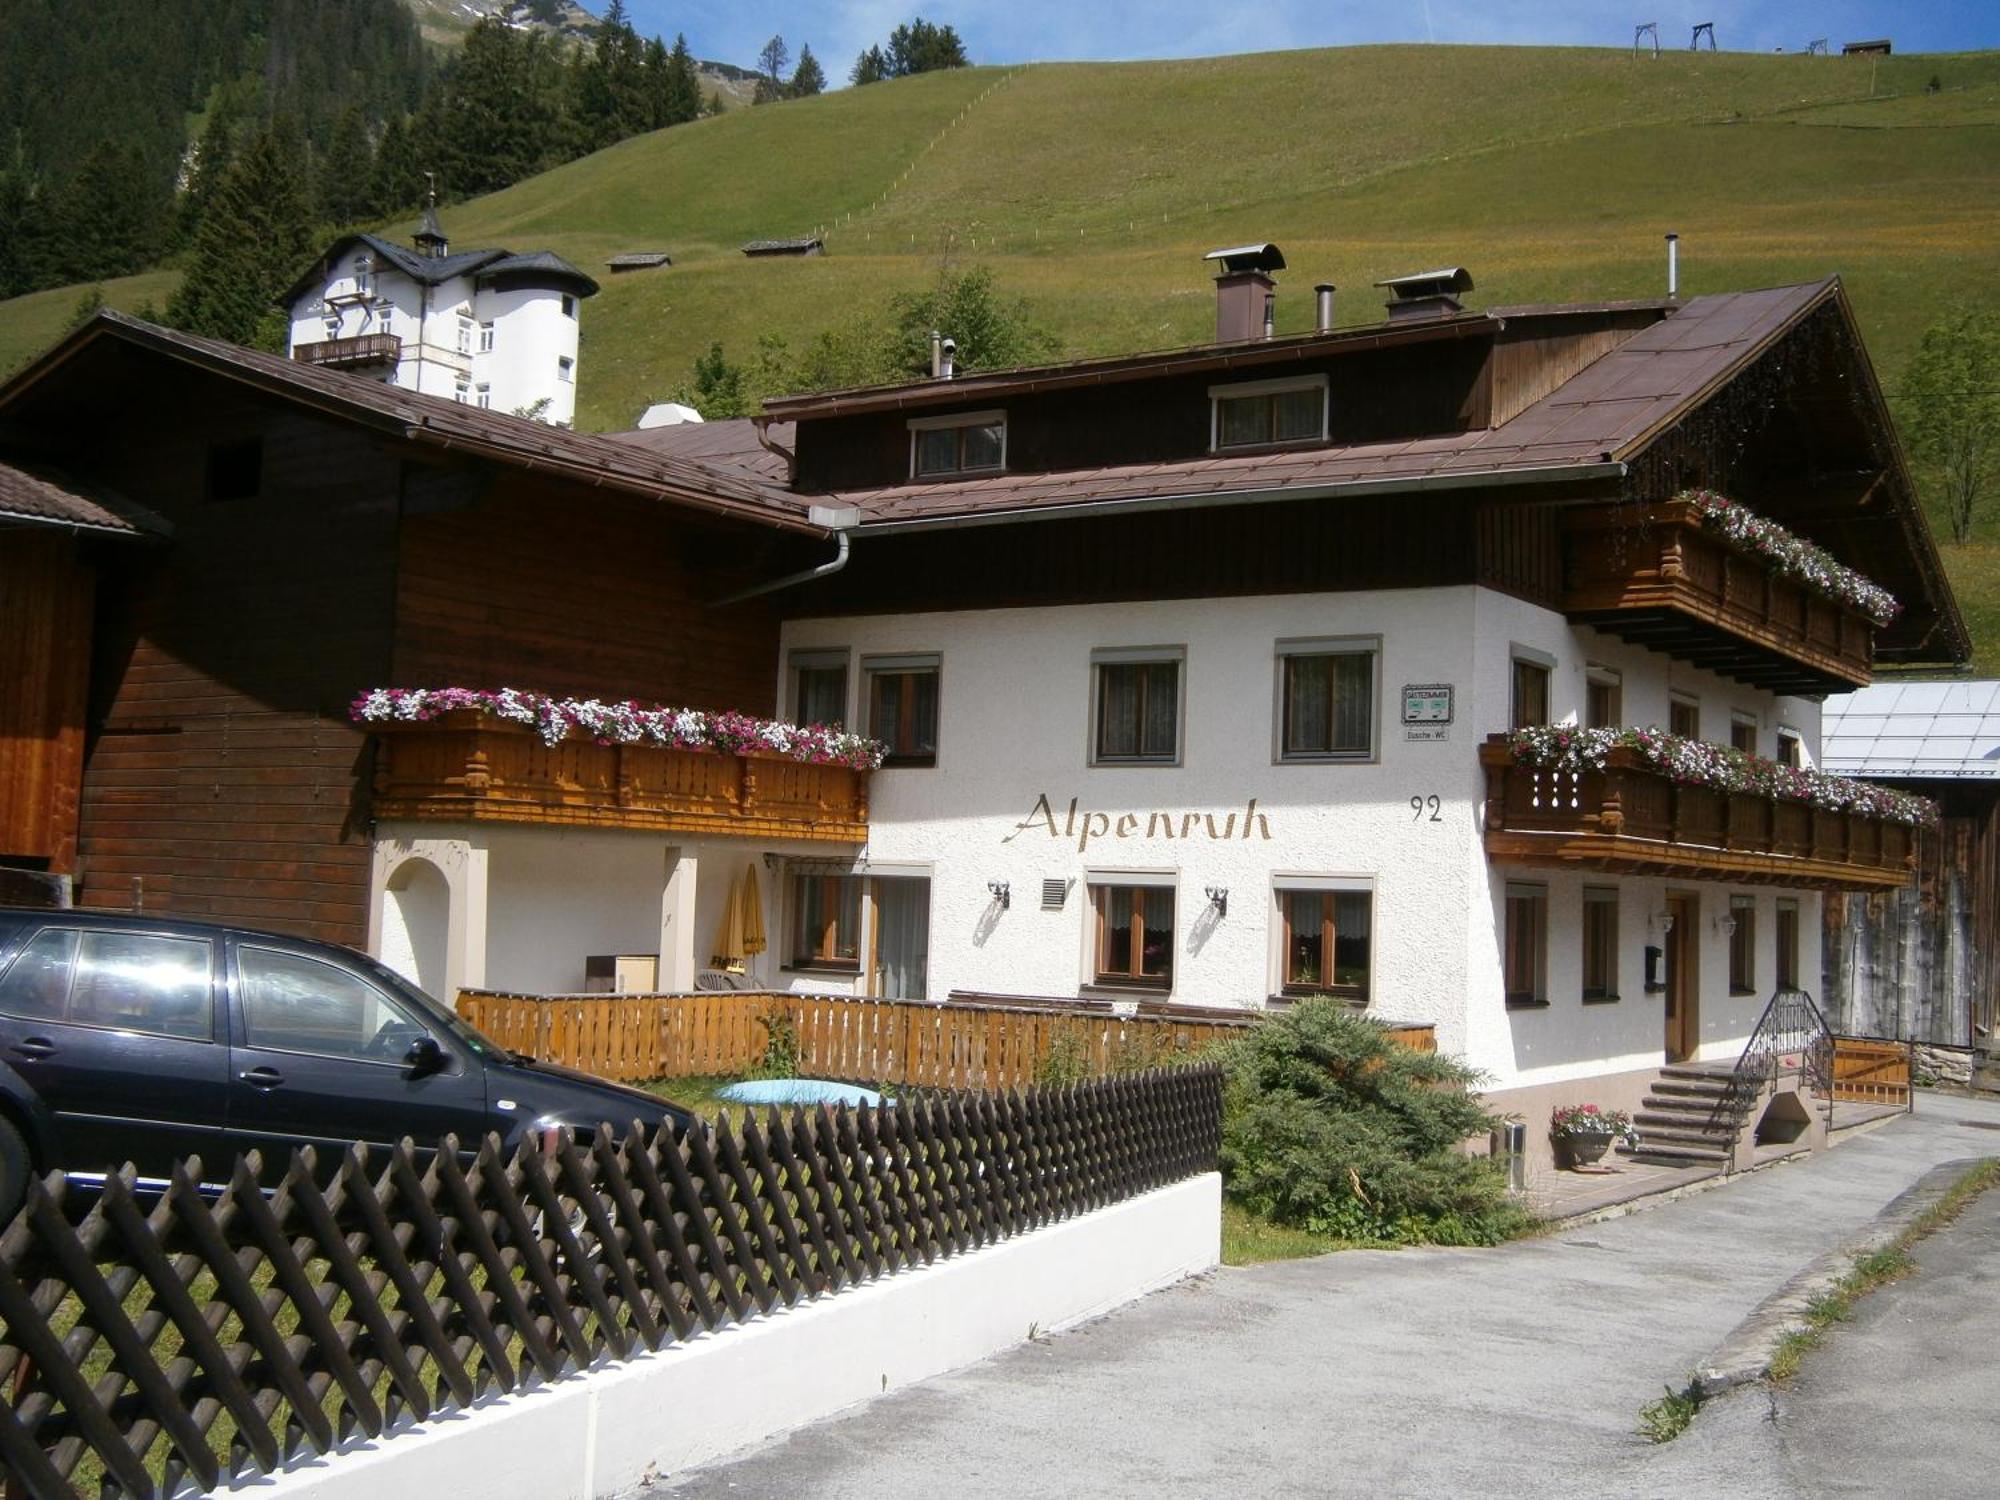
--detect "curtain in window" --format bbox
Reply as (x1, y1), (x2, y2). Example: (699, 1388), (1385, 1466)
(1101, 886), (1134, 972)
(1139, 888), (1173, 978)
(1284, 892), (1324, 984)
(1331, 655), (1371, 752)
(1099, 665), (1140, 757)
(1141, 663), (1177, 757)
(1285, 657), (1330, 754)
(872, 877), (930, 1000)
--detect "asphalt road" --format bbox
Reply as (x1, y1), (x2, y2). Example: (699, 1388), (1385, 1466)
(652, 1092), (2000, 1500)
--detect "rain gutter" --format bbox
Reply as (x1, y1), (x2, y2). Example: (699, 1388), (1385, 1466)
(708, 506), (861, 606)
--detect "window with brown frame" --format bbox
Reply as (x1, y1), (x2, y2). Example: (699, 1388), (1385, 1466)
(790, 650), (849, 727)
(1504, 883), (1547, 1007)
(1279, 646), (1375, 760)
(1669, 695), (1700, 740)
(1093, 656), (1180, 763)
(1777, 730), (1803, 769)
(909, 413), (1006, 478)
(1729, 895), (1757, 995)
(1775, 899), (1800, 991)
(790, 875), (862, 971)
(1585, 673), (1621, 730)
(1510, 658), (1551, 730)
(1582, 888), (1619, 1002)
(1279, 889), (1372, 999)
(1211, 378), (1327, 451)
(865, 656), (940, 767)
(1731, 716), (1759, 754)
(1090, 883), (1174, 989)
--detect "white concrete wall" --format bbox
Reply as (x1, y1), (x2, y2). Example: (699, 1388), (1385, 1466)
(474, 283), (582, 425)
(227, 1172), (1222, 1500)
(781, 585), (1828, 1089)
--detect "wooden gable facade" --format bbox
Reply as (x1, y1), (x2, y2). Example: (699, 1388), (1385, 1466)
(0, 318), (821, 947)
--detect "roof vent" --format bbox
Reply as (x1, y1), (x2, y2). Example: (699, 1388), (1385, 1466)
(1040, 878), (1071, 911)
(636, 402), (704, 429)
(1205, 242), (1285, 344)
(1375, 266), (1474, 322)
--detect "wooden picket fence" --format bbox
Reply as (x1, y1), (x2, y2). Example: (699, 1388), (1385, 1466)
(0, 1066), (1222, 1499)
(1830, 1034), (1914, 1108)
(455, 988), (1437, 1090)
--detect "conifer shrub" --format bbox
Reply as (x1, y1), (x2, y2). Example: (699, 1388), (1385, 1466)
(1219, 999), (1532, 1246)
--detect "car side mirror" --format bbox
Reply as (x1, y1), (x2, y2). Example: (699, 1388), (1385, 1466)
(405, 1035), (446, 1077)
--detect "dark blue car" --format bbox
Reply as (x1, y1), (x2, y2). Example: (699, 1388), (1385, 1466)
(0, 907), (695, 1221)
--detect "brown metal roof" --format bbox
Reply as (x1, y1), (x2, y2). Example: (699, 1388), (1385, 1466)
(819, 282), (1835, 528)
(602, 418), (796, 485)
(0, 459), (169, 538)
(0, 312), (818, 535)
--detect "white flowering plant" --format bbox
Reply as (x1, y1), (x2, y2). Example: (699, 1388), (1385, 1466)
(350, 687), (888, 771)
(1678, 487), (1901, 626)
(1504, 724), (1936, 827)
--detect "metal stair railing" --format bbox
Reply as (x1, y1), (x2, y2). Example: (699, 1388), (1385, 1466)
(1716, 985), (1835, 1143)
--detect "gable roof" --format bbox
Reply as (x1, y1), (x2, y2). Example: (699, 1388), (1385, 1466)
(0, 312), (816, 535)
(603, 418), (796, 485)
(804, 283), (1832, 527)
(742, 237), (824, 256)
(0, 459), (170, 538)
(1822, 682), (2000, 780)
(281, 233), (599, 307)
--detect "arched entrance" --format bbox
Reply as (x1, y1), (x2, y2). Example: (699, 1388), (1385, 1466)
(380, 856), (451, 1001)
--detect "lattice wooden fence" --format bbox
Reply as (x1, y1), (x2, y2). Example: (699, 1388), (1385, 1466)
(0, 1066), (1221, 1499)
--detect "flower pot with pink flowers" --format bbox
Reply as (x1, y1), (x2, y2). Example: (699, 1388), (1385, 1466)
(1550, 1103), (1639, 1169)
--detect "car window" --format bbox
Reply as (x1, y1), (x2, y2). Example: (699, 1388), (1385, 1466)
(66, 932), (214, 1040)
(0, 928), (79, 1022)
(237, 946), (428, 1063)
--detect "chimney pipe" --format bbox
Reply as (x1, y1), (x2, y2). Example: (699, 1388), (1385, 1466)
(929, 329), (943, 378)
(1203, 243), (1287, 344)
(1666, 233), (1679, 299)
(1314, 283), (1336, 334)
(939, 336), (957, 380)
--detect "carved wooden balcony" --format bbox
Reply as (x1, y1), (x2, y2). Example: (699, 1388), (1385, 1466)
(293, 334), (401, 371)
(1480, 737), (1914, 891)
(1563, 500), (1875, 695)
(369, 711), (868, 844)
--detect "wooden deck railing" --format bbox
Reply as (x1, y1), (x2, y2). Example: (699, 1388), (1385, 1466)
(1564, 499), (1875, 693)
(1830, 1034), (1913, 1107)
(291, 332), (401, 369)
(456, 988), (1436, 1089)
(0, 1068), (1220, 1498)
(1481, 737), (1916, 892)
(370, 710), (868, 844)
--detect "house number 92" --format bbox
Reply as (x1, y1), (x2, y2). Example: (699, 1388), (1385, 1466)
(1410, 795), (1443, 823)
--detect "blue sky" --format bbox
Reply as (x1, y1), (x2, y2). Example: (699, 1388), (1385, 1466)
(628, 2), (1997, 76)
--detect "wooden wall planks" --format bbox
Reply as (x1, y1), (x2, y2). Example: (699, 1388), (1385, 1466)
(0, 531), (93, 871)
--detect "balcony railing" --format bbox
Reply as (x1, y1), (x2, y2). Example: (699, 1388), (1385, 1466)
(369, 711), (868, 843)
(1564, 499), (1875, 694)
(1479, 736), (1914, 890)
(292, 333), (401, 371)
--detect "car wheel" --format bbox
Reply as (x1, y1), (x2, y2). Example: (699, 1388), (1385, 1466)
(0, 1116), (29, 1226)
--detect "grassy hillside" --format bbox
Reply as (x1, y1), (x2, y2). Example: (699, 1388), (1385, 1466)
(5, 43), (1999, 661)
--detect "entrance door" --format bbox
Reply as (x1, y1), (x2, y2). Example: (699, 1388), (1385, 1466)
(1664, 893), (1698, 1062)
(868, 877), (931, 1001)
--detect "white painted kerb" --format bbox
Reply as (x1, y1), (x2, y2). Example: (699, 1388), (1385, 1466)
(223, 1172), (1222, 1500)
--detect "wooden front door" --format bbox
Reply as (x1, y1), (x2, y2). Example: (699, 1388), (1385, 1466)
(1664, 893), (1698, 1062)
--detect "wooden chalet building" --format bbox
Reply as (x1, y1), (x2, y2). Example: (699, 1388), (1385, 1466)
(0, 250), (1968, 1172)
(0, 312), (847, 997)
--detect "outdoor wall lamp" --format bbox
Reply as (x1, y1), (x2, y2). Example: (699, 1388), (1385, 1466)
(1205, 886), (1229, 917)
(1714, 913), (1739, 937)
(1650, 909), (1675, 935)
(987, 880), (1011, 909)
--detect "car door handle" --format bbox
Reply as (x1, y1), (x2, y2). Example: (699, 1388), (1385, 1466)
(239, 1066), (285, 1089)
(11, 1037), (55, 1060)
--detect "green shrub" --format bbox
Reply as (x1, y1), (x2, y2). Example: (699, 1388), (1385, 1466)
(1034, 1031), (1091, 1087)
(1219, 999), (1532, 1246)
(757, 1005), (802, 1078)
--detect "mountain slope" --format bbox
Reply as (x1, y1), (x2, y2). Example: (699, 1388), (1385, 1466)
(4, 43), (1998, 660)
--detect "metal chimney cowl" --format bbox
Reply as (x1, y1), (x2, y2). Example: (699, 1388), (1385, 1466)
(1204, 243), (1286, 344)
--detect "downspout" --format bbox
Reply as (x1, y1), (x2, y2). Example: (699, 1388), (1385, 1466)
(751, 415), (797, 484)
(708, 506), (858, 606)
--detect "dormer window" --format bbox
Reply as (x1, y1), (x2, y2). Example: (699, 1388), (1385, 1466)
(909, 410), (1006, 479)
(1210, 374), (1328, 452)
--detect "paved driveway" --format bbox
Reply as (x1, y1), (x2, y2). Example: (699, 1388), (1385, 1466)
(658, 1093), (2000, 1499)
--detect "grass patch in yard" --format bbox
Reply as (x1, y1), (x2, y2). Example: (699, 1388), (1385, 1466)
(1222, 1200), (1360, 1264)
(643, 1073), (759, 1123)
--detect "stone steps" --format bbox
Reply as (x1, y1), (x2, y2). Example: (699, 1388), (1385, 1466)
(1622, 1063), (1752, 1168)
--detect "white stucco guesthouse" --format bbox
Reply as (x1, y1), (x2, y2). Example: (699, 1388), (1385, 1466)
(284, 201), (598, 426)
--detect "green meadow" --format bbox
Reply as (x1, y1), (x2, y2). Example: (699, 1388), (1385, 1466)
(5, 43), (1997, 659)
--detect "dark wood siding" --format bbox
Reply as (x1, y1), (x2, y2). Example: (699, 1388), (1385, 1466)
(794, 339), (1494, 493)
(0, 530), (93, 871)
(61, 384), (403, 947)
(390, 469), (787, 715)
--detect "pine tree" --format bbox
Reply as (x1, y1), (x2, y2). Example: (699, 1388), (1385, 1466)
(662, 35), (703, 124)
(790, 46), (826, 99)
(178, 106), (240, 249)
(166, 120), (317, 351)
(318, 106), (374, 226)
(370, 113), (423, 215)
(754, 35), (789, 103)
(60, 140), (166, 280)
(851, 46), (890, 86)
